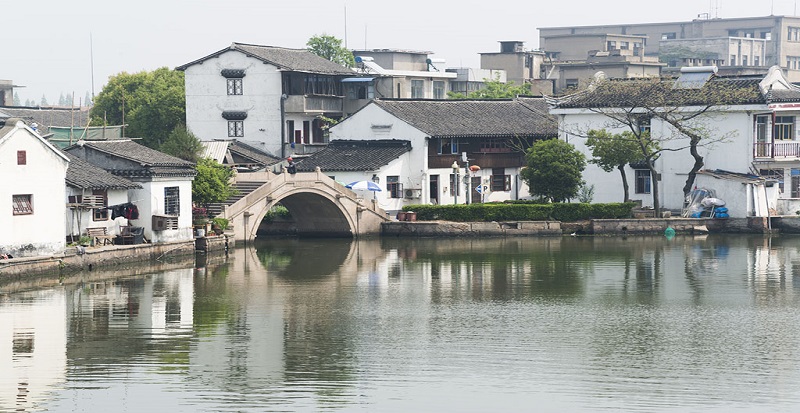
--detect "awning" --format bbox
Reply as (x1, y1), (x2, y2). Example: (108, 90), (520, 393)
(342, 77), (374, 83)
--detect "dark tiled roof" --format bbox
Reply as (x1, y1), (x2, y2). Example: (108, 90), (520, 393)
(296, 140), (411, 172)
(229, 140), (281, 166)
(64, 152), (141, 190)
(372, 99), (558, 138)
(767, 88), (800, 103)
(0, 106), (90, 136)
(76, 140), (195, 167)
(554, 75), (765, 109)
(177, 43), (355, 75)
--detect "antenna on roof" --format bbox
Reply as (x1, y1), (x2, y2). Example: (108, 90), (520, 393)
(90, 32), (95, 98)
(344, 4), (348, 49)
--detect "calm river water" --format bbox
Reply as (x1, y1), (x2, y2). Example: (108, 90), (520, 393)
(3, 235), (800, 412)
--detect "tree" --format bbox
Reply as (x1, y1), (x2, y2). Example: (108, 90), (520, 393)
(160, 125), (203, 163)
(585, 129), (653, 202)
(58, 93), (66, 106)
(13, 92), (20, 106)
(448, 76), (531, 99)
(560, 75), (760, 211)
(85, 92), (93, 107)
(521, 139), (586, 202)
(193, 158), (236, 207)
(307, 34), (355, 67)
(90, 67), (185, 149)
(40, 95), (48, 106)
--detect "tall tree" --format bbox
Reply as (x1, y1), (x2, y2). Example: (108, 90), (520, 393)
(13, 92), (20, 106)
(307, 34), (355, 67)
(90, 67), (185, 149)
(40, 95), (48, 106)
(521, 139), (586, 202)
(58, 93), (66, 106)
(585, 129), (652, 202)
(160, 125), (203, 163)
(84, 92), (93, 107)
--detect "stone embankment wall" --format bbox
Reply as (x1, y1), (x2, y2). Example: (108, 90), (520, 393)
(0, 240), (197, 278)
(382, 221), (562, 237)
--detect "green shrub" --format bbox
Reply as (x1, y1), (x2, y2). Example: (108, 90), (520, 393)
(403, 202), (634, 222)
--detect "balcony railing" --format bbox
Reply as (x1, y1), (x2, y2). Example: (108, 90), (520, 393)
(284, 95), (343, 113)
(754, 142), (800, 159)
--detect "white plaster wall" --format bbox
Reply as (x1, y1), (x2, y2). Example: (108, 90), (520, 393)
(0, 125), (68, 256)
(129, 178), (194, 243)
(556, 107), (759, 210)
(184, 50), (284, 155)
(65, 188), (131, 237)
(329, 104), (428, 209)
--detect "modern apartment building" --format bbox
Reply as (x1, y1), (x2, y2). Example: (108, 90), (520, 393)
(540, 15), (800, 81)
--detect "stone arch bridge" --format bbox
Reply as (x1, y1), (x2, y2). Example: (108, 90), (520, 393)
(216, 169), (389, 241)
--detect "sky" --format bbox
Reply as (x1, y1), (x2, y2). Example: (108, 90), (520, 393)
(2, 0), (797, 105)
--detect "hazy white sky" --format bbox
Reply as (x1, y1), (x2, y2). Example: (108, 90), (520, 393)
(2, 0), (796, 104)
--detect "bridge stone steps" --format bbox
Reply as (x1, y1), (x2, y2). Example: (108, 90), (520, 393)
(207, 181), (267, 218)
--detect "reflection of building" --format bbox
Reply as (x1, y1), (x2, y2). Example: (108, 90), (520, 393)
(0, 290), (67, 412)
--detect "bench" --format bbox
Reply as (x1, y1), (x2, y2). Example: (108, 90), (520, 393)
(86, 227), (115, 246)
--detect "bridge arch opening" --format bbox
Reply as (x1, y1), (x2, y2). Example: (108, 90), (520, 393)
(254, 191), (355, 238)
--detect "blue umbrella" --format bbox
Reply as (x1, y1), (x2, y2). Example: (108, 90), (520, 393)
(346, 180), (382, 191)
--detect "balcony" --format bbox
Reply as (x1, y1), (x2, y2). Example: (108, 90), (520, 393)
(429, 152), (525, 169)
(754, 142), (800, 159)
(284, 95), (343, 114)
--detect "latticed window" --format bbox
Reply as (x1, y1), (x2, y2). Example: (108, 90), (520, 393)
(635, 170), (651, 194)
(93, 189), (108, 221)
(164, 187), (180, 216)
(491, 168), (511, 191)
(411, 80), (424, 98)
(774, 116), (795, 140)
(227, 78), (243, 95)
(228, 121), (244, 137)
(387, 176), (403, 198)
(12, 194), (33, 215)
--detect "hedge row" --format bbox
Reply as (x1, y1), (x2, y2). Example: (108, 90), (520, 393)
(402, 202), (635, 222)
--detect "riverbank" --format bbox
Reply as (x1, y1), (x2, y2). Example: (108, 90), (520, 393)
(0, 234), (233, 279)
(381, 216), (791, 237)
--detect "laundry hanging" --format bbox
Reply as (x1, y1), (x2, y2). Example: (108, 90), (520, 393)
(108, 202), (139, 220)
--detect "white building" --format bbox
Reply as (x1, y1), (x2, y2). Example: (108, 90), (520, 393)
(0, 118), (69, 257)
(550, 65), (800, 216)
(177, 43), (357, 158)
(65, 140), (196, 243)
(328, 98), (558, 211)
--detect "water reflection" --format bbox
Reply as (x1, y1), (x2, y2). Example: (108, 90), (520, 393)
(2, 235), (800, 412)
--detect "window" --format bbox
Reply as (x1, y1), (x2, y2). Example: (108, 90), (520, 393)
(93, 189), (108, 221)
(774, 116), (795, 140)
(228, 121), (244, 137)
(227, 78), (243, 95)
(619, 41), (630, 50)
(411, 80), (424, 98)
(164, 187), (180, 216)
(788, 56), (800, 70)
(754, 56), (760, 66)
(661, 32), (676, 40)
(12, 194), (33, 215)
(438, 137), (459, 155)
(731, 55), (737, 66)
(17, 150), (26, 165)
(635, 170), (651, 194)
(480, 138), (510, 153)
(386, 176), (403, 198)
(565, 79), (579, 89)
(742, 56), (748, 66)
(760, 169), (784, 192)
(762, 32), (772, 40)
(606, 41), (617, 50)
(637, 116), (651, 134)
(491, 168), (511, 192)
(433, 81), (445, 99)
(789, 27), (800, 41)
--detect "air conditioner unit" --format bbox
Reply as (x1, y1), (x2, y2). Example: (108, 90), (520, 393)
(152, 214), (179, 231)
(404, 188), (422, 199)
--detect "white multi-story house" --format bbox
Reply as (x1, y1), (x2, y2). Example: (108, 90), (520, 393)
(0, 118), (69, 257)
(177, 43), (357, 158)
(550, 65), (800, 217)
(327, 98), (558, 212)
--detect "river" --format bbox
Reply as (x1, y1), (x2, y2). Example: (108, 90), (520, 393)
(2, 234), (800, 412)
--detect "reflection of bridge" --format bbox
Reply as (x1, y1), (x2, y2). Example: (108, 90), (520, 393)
(216, 169), (389, 241)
